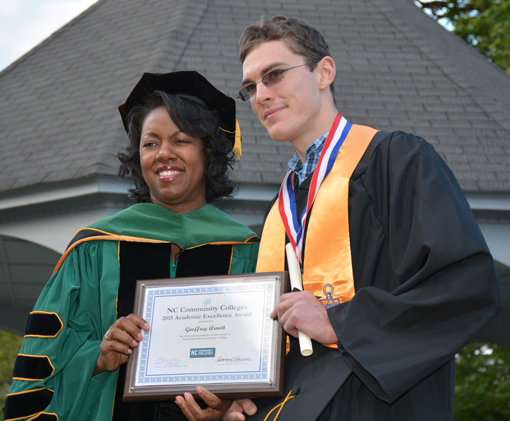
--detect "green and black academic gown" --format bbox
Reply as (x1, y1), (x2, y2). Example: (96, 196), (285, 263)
(251, 131), (501, 421)
(4, 203), (259, 421)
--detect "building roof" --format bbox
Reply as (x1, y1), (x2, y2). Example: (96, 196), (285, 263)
(0, 0), (509, 193)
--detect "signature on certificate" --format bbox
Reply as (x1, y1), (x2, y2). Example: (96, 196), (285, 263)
(155, 358), (181, 367)
(215, 356), (252, 363)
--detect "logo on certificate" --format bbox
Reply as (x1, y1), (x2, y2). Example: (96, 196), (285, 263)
(320, 284), (340, 309)
(190, 348), (216, 358)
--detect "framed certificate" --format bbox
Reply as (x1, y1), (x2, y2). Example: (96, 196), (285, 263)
(123, 272), (289, 402)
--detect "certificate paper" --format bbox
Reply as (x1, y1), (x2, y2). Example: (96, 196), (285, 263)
(123, 273), (287, 401)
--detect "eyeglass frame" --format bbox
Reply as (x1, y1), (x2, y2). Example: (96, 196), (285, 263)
(237, 60), (321, 101)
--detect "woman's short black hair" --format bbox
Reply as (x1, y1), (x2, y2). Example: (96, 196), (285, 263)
(118, 91), (235, 204)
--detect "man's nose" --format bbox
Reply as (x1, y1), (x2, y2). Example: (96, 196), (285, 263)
(255, 81), (273, 103)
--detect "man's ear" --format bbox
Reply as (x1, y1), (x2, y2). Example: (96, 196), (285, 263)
(317, 56), (336, 91)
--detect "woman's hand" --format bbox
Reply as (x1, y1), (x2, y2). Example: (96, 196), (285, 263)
(93, 313), (150, 376)
(175, 386), (231, 421)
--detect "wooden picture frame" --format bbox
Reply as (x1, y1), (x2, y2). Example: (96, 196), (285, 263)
(123, 271), (289, 402)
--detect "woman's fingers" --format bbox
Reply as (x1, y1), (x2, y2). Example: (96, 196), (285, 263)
(176, 393), (204, 421)
(94, 337), (131, 374)
(107, 314), (149, 346)
(93, 313), (150, 376)
(104, 325), (140, 348)
(175, 387), (231, 421)
(196, 386), (226, 409)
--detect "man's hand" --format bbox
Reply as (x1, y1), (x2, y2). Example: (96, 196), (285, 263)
(175, 387), (231, 421)
(269, 291), (337, 344)
(223, 399), (257, 421)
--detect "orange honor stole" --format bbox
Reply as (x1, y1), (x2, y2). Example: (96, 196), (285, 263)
(257, 124), (378, 323)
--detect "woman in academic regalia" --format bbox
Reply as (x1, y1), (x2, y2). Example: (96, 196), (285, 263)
(4, 72), (259, 421)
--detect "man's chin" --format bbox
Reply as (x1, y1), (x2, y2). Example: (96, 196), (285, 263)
(270, 136), (291, 143)
(266, 126), (291, 143)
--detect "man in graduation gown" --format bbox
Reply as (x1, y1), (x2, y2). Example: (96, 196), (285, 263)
(224, 16), (502, 421)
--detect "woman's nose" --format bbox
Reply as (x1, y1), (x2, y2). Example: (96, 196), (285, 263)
(156, 144), (176, 161)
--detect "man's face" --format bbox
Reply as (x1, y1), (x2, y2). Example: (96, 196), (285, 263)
(242, 40), (323, 145)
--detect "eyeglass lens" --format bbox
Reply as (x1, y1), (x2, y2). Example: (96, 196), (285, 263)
(238, 69), (284, 101)
(238, 61), (320, 101)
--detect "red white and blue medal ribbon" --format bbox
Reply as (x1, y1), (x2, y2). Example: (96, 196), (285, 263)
(278, 113), (352, 263)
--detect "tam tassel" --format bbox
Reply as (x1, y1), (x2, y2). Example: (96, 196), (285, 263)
(233, 120), (242, 159)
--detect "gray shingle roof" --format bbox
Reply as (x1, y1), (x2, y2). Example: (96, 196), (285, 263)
(0, 0), (509, 193)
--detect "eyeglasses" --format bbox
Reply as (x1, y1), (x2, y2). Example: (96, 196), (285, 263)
(238, 60), (320, 101)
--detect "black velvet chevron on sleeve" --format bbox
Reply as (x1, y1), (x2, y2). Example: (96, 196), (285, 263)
(24, 312), (63, 338)
(3, 389), (54, 420)
(13, 355), (54, 380)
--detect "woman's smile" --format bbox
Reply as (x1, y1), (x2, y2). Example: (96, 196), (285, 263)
(155, 165), (184, 180)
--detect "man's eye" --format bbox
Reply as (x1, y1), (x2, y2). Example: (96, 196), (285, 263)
(268, 70), (283, 79)
(244, 84), (256, 93)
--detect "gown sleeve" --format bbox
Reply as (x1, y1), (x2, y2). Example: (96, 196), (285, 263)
(4, 241), (121, 421)
(327, 131), (502, 403)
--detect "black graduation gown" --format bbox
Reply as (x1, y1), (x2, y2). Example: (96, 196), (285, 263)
(252, 130), (501, 421)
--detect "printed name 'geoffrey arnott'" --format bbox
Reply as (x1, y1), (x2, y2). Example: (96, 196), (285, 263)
(185, 325), (226, 333)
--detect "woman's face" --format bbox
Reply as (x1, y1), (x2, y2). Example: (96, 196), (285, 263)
(139, 106), (206, 214)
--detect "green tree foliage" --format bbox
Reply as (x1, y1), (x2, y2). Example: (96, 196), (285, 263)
(455, 342), (510, 420)
(415, 1), (510, 74)
(0, 331), (23, 419)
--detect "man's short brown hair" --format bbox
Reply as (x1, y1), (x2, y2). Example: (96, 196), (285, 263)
(239, 16), (335, 96)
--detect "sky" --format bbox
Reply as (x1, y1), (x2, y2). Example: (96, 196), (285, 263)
(0, 0), (98, 72)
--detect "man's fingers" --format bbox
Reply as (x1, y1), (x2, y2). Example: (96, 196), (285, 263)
(223, 398), (257, 420)
(238, 398), (257, 416)
(271, 291), (305, 325)
(223, 400), (246, 421)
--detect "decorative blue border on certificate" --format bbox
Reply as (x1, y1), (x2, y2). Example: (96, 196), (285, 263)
(136, 281), (275, 386)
